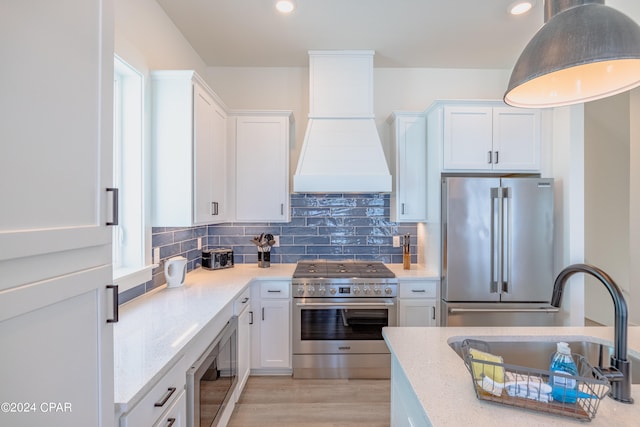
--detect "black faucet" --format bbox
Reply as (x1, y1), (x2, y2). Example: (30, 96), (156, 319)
(551, 263), (633, 403)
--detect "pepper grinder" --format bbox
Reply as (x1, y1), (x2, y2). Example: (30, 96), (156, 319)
(403, 233), (411, 270)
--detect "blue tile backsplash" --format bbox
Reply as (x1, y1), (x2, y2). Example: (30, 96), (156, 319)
(120, 193), (417, 304)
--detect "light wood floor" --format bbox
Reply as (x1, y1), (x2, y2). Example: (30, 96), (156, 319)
(227, 376), (391, 426)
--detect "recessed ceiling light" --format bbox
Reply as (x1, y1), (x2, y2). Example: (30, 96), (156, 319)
(509, 1), (533, 15)
(276, 0), (296, 14)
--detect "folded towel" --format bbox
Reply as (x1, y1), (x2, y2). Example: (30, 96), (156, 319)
(469, 348), (505, 383)
(477, 375), (504, 397)
(505, 381), (552, 402)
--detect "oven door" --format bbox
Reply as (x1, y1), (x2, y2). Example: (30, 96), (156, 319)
(293, 297), (397, 355)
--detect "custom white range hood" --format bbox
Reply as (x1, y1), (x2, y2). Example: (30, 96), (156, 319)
(293, 50), (392, 193)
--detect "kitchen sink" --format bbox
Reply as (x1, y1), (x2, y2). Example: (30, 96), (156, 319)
(448, 337), (640, 385)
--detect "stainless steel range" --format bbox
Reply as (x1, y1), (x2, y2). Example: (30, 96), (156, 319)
(292, 260), (397, 379)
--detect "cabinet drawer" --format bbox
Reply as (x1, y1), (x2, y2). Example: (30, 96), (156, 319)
(234, 287), (251, 315)
(120, 356), (186, 427)
(399, 281), (437, 299)
(259, 280), (291, 298)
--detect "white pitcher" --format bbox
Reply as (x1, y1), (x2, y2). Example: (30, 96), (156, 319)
(164, 256), (188, 288)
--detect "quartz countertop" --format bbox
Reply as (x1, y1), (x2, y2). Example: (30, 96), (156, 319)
(113, 263), (295, 413)
(383, 326), (640, 426)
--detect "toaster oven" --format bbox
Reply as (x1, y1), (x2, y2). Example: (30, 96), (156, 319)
(202, 248), (234, 270)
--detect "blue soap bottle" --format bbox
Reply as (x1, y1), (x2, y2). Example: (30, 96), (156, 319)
(550, 342), (579, 402)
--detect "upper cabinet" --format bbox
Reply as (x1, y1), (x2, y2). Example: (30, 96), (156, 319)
(388, 112), (428, 222)
(151, 71), (228, 226)
(441, 103), (541, 172)
(233, 112), (292, 223)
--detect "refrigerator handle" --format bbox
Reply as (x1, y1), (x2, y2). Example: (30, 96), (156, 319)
(490, 187), (500, 294)
(502, 187), (511, 294)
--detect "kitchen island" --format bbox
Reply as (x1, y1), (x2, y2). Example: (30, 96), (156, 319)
(383, 326), (640, 426)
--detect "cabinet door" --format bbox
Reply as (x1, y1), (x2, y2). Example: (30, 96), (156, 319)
(259, 300), (291, 368)
(392, 114), (427, 222)
(235, 116), (290, 222)
(193, 83), (216, 224)
(236, 305), (252, 401)
(211, 103), (228, 222)
(443, 106), (493, 170)
(492, 108), (541, 171)
(398, 299), (437, 327)
(0, 1), (114, 426)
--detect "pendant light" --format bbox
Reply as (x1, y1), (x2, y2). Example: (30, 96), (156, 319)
(504, 0), (640, 108)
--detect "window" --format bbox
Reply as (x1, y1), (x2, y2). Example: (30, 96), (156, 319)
(112, 56), (152, 291)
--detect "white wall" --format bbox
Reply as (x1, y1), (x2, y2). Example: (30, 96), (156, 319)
(630, 90), (640, 326)
(114, 0), (207, 74)
(206, 66), (512, 178)
(584, 93), (631, 326)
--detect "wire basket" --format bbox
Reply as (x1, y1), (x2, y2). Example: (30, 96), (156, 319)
(461, 339), (611, 421)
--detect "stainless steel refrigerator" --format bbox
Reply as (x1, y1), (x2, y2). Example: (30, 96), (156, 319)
(440, 176), (559, 326)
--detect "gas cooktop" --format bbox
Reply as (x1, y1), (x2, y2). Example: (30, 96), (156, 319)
(292, 260), (395, 279)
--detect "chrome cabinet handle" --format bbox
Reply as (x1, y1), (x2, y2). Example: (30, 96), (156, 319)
(431, 306), (436, 320)
(106, 285), (119, 323)
(262, 307), (265, 321)
(267, 290), (281, 293)
(242, 297), (249, 303)
(211, 201), (219, 216)
(401, 203), (405, 215)
(487, 151), (492, 164)
(280, 203), (284, 215)
(411, 289), (426, 293)
(154, 387), (176, 407)
(494, 151), (499, 164)
(106, 188), (119, 226)
(249, 311), (254, 325)
(165, 418), (176, 427)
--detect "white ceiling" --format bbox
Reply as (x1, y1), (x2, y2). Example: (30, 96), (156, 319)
(154, 0), (546, 69)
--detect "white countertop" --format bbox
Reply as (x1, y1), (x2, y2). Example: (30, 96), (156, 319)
(113, 262), (434, 412)
(383, 326), (640, 426)
(113, 263), (295, 411)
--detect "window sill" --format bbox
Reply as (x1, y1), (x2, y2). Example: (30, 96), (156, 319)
(113, 264), (157, 293)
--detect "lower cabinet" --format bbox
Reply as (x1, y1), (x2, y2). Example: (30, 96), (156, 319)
(152, 390), (186, 427)
(250, 280), (292, 373)
(119, 356), (186, 427)
(235, 288), (252, 402)
(397, 280), (438, 327)
(391, 356), (431, 427)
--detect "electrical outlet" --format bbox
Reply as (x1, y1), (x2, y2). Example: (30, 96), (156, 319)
(197, 237), (202, 250)
(153, 247), (160, 265)
(393, 236), (400, 247)
(273, 235), (280, 247)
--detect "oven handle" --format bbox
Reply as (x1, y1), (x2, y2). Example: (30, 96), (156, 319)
(295, 301), (395, 308)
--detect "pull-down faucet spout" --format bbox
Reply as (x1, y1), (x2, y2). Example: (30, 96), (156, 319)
(551, 263), (633, 403)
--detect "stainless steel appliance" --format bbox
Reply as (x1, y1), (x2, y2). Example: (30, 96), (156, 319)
(441, 176), (558, 326)
(292, 260), (397, 379)
(202, 248), (234, 270)
(187, 317), (237, 427)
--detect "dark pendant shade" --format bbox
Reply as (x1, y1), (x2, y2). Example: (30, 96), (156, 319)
(505, 0), (640, 108)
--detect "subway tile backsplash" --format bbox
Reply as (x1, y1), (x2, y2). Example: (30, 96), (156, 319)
(120, 193), (417, 304)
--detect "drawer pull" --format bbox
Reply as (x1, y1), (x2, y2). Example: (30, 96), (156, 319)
(241, 297), (249, 303)
(154, 387), (176, 407)
(165, 418), (176, 427)
(411, 289), (426, 293)
(267, 290), (281, 293)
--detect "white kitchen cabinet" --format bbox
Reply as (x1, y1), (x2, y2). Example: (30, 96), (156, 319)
(390, 356), (431, 427)
(388, 112), (428, 222)
(119, 356), (186, 427)
(0, 1), (114, 426)
(234, 288), (252, 402)
(398, 280), (438, 327)
(442, 103), (541, 171)
(151, 71), (228, 226)
(234, 113), (292, 222)
(152, 390), (186, 427)
(250, 280), (291, 373)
